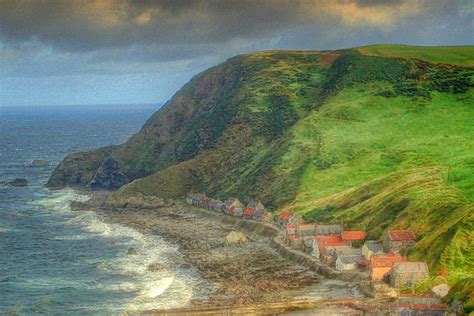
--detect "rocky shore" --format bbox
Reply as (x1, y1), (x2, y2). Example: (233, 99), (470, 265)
(78, 194), (396, 313)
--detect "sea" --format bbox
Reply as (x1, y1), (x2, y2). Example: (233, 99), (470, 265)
(0, 105), (211, 315)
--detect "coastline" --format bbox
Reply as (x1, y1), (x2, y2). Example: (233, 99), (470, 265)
(76, 192), (397, 314)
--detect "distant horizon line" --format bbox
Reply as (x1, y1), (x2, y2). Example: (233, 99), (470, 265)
(0, 103), (163, 109)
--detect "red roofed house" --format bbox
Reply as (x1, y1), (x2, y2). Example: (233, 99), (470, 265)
(278, 210), (293, 226)
(284, 224), (296, 243)
(312, 235), (350, 260)
(369, 252), (406, 282)
(342, 231), (367, 242)
(243, 208), (255, 219)
(383, 229), (416, 252)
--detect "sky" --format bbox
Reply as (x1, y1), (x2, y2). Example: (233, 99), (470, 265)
(0, 0), (473, 107)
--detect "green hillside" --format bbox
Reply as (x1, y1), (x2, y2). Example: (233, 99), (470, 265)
(49, 45), (474, 305)
(357, 44), (474, 66)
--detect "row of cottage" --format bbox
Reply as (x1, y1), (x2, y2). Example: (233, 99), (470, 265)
(186, 193), (272, 222)
(279, 212), (429, 288)
(186, 195), (445, 313)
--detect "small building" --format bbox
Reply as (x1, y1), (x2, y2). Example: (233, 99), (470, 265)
(336, 254), (364, 271)
(187, 193), (207, 206)
(312, 235), (350, 259)
(341, 231), (367, 244)
(382, 229), (416, 253)
(289, 235), (303, 248)
(314, 224), (343, 236)
(284, 224), (297, 243)
(369, 252), (406, 282)
(255, 201), (266, 212)
(278, 211), (293, 226)
(362, 240), (383, 260)
(243, 208), (255, 219)
(431, 284), (450, 299)
(390, 262), (429, 287)
(226, 198), (245, 216)
(295, 224), (316, 238)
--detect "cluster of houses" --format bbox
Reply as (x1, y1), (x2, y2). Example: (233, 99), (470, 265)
(279, 212), (430, 288)
(185, 194), (446, 312)
(185, 193), (272, 222)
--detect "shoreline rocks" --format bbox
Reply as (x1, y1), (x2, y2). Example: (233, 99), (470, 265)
(8, 179), (28, 187)
(29, 160), (49, 167)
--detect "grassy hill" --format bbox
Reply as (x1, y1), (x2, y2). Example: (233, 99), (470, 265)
(357, 44), (474, 66)
(49, 45), (474, 308)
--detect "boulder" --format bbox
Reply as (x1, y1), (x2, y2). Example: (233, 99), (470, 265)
(127, 247), (138, 255)
(224, 231), (249, 246)
(29, 159), (49, 167)
(147, 261), (166, 272)
(431, 283), (449, 298)
(9, 179), (28, 187)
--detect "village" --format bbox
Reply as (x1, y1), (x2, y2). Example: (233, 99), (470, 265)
(186, 193), (451, 315)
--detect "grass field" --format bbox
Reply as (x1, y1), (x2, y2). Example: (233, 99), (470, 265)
(357, 44), (474, 66)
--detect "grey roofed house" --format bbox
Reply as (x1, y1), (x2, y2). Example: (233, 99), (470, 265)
(335, 254), (364, 271)
(314, 224), (343, 235)
(364, 240), (382, 252)
(390, 262), (429, 287)
(338, 254), (364, 264)
(247, 200), (257, 208)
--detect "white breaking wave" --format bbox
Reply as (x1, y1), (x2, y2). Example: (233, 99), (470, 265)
(33, 188), (210, 312)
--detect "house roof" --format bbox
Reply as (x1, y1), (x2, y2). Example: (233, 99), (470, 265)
(370, 253), (406, 268)
(364, 240), (382, 253)
(315, 224), (343, 235)
(279, 211), (292, 220)
(315, 235), (350, 253)
(342, 231), (367, 241)
(296, 224), (315, 230)
(256, 201), (265, 210)
(388, 230), (416, 241)
(226, 198), (244, 209)
(243, 208), (255, 216)
(392, 262), (429, 274)
(336, 247), (362, 256)
(339, 254), (364, 264)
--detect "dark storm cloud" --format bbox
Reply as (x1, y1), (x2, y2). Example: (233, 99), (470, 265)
(0, 0), (440, 52)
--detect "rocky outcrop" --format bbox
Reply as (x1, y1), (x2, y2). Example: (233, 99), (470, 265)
(8, 179), (28, 187)
(45, 146), (117, 189)
(224, 231), (249, 246)
(89, 158), (128, 189)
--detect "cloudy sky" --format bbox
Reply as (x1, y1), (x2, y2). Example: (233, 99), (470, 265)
(0, 0), (472, 107)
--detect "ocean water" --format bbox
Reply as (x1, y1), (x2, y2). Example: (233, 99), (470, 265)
(0, 106), (211, 315)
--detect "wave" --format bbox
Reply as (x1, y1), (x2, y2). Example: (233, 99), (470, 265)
(30, 188), (211, 312)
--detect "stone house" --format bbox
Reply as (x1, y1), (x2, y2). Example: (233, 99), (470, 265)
(369, 252), (406, 282)
(278, 210), (293, 226)
(390, 262), (429, 287)
(225, 198), (245, 215)
(284, 224), (297, 243)
(314, 224), (343, 236)
(382, 229), (416, 252)
(312, 235), (350, 260)
(295, 224), (316, 238)
(362, 240), (383, 260)
(336, 254), (364, 271)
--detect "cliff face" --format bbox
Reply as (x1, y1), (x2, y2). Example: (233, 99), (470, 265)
(47, 46), (474, 292)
